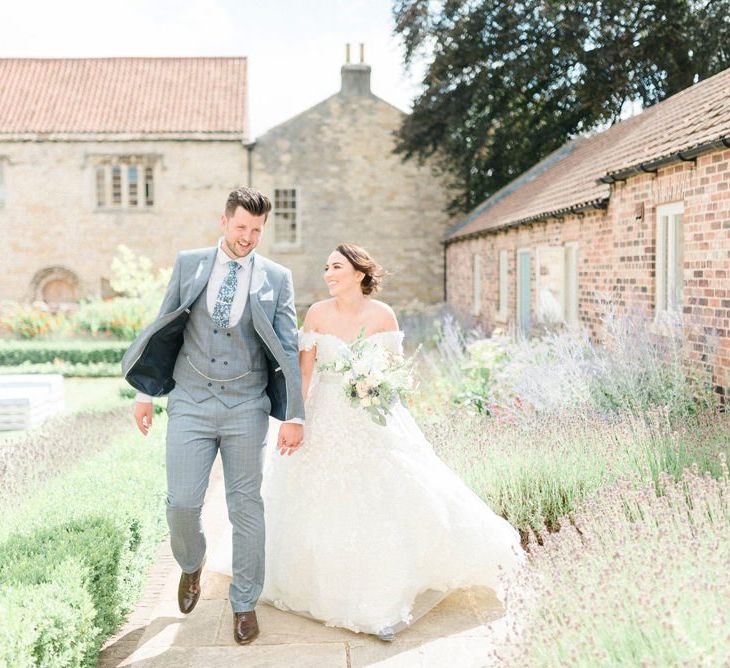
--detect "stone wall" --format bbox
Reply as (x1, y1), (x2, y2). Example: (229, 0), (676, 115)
(251, 66), (452, 308)
(0, 139), (247, 302)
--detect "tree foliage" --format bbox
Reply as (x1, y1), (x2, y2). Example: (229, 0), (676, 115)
(393, 0), (730, 213)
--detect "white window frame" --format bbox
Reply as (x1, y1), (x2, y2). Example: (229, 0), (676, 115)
(655, 201), (684, 319)
(272, 187), (301, 250)
(516, 247), (532, 336)
(496, 249), (509, 322)
(564, 242), (579, 327)
(472, 253), (482, 317)
(92, 157), (156, 211)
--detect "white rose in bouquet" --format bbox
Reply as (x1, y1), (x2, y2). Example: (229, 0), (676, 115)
(317, 330), (418, 426)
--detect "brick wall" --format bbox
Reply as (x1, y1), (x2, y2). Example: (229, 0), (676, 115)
(446, 147), (730, 395)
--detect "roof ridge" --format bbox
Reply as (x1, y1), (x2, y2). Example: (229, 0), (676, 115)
(0, 57), (248, 135)
(0, 56), (246, 61)
(447, 65), (730, 242)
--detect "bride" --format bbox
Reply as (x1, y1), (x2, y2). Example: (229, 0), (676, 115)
(208, 243), (525, 640)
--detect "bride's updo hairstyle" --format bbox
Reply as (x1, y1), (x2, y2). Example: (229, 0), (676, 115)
(335, 243), (387, 296)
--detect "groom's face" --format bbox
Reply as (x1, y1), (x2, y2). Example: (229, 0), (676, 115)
(220, 206), (266, 258)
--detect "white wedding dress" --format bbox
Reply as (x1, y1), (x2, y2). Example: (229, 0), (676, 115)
(207, 330), (525, 637)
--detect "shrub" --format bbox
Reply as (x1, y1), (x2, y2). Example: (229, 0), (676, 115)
(0, 340), (127, 365)
(0, 361), (121, 377)
(73, 297), (156, 340)
(498, 464), (730, 667)
(428, 408), (730, 538)
(0, 303), (64, 340)
(109, 245), (171, 300)
(0, 417), (167, 666)
(0, 559), (97, 668)
(0, 516), (136, 648)
(430, 308), (714, 421)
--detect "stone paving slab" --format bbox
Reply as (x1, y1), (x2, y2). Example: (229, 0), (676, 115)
(123, 644), (349, 668)
(99, 456), (509, 668)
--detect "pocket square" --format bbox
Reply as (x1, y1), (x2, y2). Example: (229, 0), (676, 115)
(259, 289), (274, 302)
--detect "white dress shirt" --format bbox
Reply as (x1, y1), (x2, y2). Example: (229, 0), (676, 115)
(136, 238), (303, 425)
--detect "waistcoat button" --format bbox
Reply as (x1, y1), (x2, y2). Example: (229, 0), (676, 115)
(207, 382), (212, 387)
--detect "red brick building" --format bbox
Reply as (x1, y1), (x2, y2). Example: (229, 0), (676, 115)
(445, 66), (730, 396)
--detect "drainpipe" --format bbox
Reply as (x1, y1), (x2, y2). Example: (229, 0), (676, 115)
(442, 241), (447, 303)
(243, 141), (256, 186)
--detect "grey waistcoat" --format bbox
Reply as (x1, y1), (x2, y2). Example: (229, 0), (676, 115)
(171, 289), (269, 409)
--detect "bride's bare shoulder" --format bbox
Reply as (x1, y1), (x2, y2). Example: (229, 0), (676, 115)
(367, 299), (399, 330)
(303, 299), (336, 330)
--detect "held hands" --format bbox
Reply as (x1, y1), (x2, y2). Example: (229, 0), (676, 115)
(277, 422), (304, 456)
(134, 401), (154, 436)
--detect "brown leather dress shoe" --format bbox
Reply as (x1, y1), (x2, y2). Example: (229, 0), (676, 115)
(233, 611), (259, 645)
(177, 558), (205, 614)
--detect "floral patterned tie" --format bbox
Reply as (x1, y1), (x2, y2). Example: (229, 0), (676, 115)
(211, 260), (239, 328)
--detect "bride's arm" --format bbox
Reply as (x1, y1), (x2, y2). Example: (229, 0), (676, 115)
(299, 347), (316, 402)
(299, 306), (318, 402)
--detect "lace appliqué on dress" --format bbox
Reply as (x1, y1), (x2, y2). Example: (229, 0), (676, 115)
(298, 329), (319, 352)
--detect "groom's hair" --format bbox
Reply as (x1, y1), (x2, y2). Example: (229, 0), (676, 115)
(225, 187), (272, 221)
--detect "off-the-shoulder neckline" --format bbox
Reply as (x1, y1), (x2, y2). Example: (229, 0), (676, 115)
(300, 330), (404, 346)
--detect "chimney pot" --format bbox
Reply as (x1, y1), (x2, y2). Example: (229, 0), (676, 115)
(340, 42), (371, 96)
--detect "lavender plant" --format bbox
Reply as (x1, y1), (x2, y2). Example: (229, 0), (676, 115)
(496, 462), (730, 666)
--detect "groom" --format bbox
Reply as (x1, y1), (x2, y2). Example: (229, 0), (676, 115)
(121, 186), (305, 645)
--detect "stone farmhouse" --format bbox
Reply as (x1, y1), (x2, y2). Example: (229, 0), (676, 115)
(0, 52), (450, 309)
(445, 66), (730, 396)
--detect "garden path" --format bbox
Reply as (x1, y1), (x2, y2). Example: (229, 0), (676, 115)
(98, 456), (512, 668)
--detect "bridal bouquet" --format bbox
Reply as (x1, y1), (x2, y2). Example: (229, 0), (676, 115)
(317, 332), (417, 426)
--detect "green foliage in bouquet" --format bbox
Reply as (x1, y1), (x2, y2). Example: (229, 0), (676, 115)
(317, 330), (417, 426)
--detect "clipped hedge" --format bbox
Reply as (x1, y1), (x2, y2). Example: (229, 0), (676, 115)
(0, 415), (167, 667)
(0, 362), (121, 377)
(0, 341), (128, 366)
(0, 516), (138, 658)
(0, 559), (96, 668)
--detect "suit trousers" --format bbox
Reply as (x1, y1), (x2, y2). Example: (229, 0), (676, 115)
(165, 385), (269, 612)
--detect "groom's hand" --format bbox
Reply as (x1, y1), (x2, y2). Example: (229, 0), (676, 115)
(134, 401), (154, 436)
(277, 422), (304, 456)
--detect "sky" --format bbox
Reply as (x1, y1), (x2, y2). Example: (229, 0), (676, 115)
(0, 0), (427, 137)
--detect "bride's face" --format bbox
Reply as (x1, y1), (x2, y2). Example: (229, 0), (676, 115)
(324, 251), (365, 296)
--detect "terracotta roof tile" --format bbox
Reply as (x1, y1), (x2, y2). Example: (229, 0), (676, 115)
(449, 66), (730, 241)
(0, 57), (247, 135)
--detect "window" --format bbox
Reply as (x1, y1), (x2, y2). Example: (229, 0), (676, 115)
(497, 249), (509, 321)
(536, 246), (566, 324)
(94, 158), (155, 210)
(655, 202), (684, 316)
(535, 243), (579, 326)
(472, 253), (482, 316)
(564, 242), (579, 326)
(273, 188), (300, 247)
